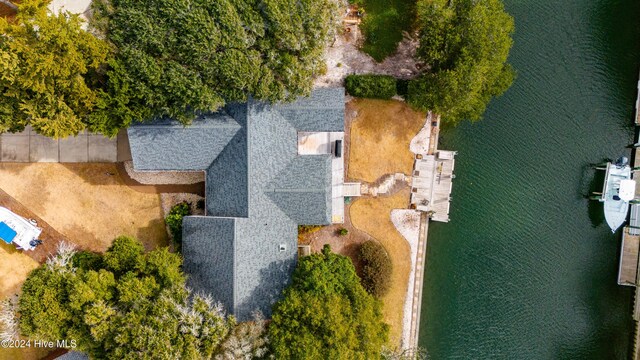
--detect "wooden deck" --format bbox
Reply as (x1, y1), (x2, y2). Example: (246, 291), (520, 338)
(410, 151), (456, 222)
(619, 228), (640, 286)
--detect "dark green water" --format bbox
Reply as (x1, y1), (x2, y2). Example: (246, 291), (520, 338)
(419, 1), (640, 358)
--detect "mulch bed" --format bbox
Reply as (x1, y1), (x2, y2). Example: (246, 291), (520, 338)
(303, 203), (375, 275)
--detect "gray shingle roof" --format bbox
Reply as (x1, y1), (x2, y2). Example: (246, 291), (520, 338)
(205, 111), (249, 218)
(54, 351), (89, 360)
(276, 87), (345, 132)
(182, 216), (236, 314)
(265, 155), (332, 224)
(128, 113), (241, 171)
(131, 88), (345, 321)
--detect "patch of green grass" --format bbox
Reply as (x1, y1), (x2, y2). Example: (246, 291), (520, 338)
(356, 0), (415, 62)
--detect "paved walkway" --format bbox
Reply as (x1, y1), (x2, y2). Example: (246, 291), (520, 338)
(0, 127), (117, 163)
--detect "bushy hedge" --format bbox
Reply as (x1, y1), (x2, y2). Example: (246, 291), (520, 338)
(358, 241), (393, 297)
(165, 202), (191, 250)
(345, 74), (398, 99)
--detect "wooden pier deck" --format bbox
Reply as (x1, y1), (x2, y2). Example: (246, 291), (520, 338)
(619, 228), (640, 286)
(635, 75), (640, 126)
(410, 151), (456, 222)
(407, 213), (429, 350)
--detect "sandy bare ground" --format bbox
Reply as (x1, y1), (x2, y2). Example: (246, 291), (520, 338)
(315, 24), (422, 88)
(0, 243), (38, 299)
(0, 163), (168, 253)
(347, 99), (426, 183)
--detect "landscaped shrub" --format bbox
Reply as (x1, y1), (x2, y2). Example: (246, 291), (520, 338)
(338, 228), (349, 236)
(345, 74), (397, 99)
(358, 240), (393, 297)
(165, 202), (191, 250)
(298, 225), (323, 241)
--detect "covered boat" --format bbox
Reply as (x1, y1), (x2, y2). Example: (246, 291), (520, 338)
(0, 207), (42, 250)
(600, 159), (636, 232)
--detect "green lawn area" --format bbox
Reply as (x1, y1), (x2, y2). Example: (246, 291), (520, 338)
(356, 0), (415, 62)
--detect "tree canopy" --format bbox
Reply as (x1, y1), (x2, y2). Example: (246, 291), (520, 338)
(358, 240), (393, 297)
(18, 237), (234, 359)
(89, 0), (340, 135)
(268, 245), (389, 359)
(407, 0), (515, 123)
(0, 0), (111, 138)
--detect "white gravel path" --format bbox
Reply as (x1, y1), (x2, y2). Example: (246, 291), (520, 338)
(410, 112), (437, 156)
(390, 209), (422, 349)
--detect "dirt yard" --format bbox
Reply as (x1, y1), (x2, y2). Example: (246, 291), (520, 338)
(347, 99), (426, 183)
(0, 243), (38, 298)
(0, 163), (168, 253)
(0, 243), (46, 360)
(350, 188), (412, 347)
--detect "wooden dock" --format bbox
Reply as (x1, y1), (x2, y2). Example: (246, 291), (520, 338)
(619, 228), (640, 286)
(635, 74), (640, 126)
(407, 213), (429, 350)
(410, 151), (456, 222)
(624, 76), (640, 359)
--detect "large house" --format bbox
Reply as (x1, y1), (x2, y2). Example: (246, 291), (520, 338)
(127, 88), (346, 320)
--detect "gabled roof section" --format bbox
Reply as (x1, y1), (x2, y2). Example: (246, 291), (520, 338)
(265, 155), (332, 225)
(182, 216), (236, 314)
(205, 104), (249, 218)
(127, 113), (240, 171)
(275, 88), (345, 132)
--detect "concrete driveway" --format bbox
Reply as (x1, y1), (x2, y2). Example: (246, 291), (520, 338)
(0, 127), (117, 163)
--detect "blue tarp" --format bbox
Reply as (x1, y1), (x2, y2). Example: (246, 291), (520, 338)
(0, 222), (17, 244)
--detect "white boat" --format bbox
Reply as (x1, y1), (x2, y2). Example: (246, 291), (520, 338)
(599, 159), (636, 232)
(0, 207), (42, 250)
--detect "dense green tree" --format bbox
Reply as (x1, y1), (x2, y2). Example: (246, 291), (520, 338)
(18, 237), (233, 359)
(165, 202), (191, 251)
(89, 0), (340, 135)
(358, 240), (393, 297)
(407, 0), (515, 123)
(0, 0), (110, 138)
(269, 245), (389, 359)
